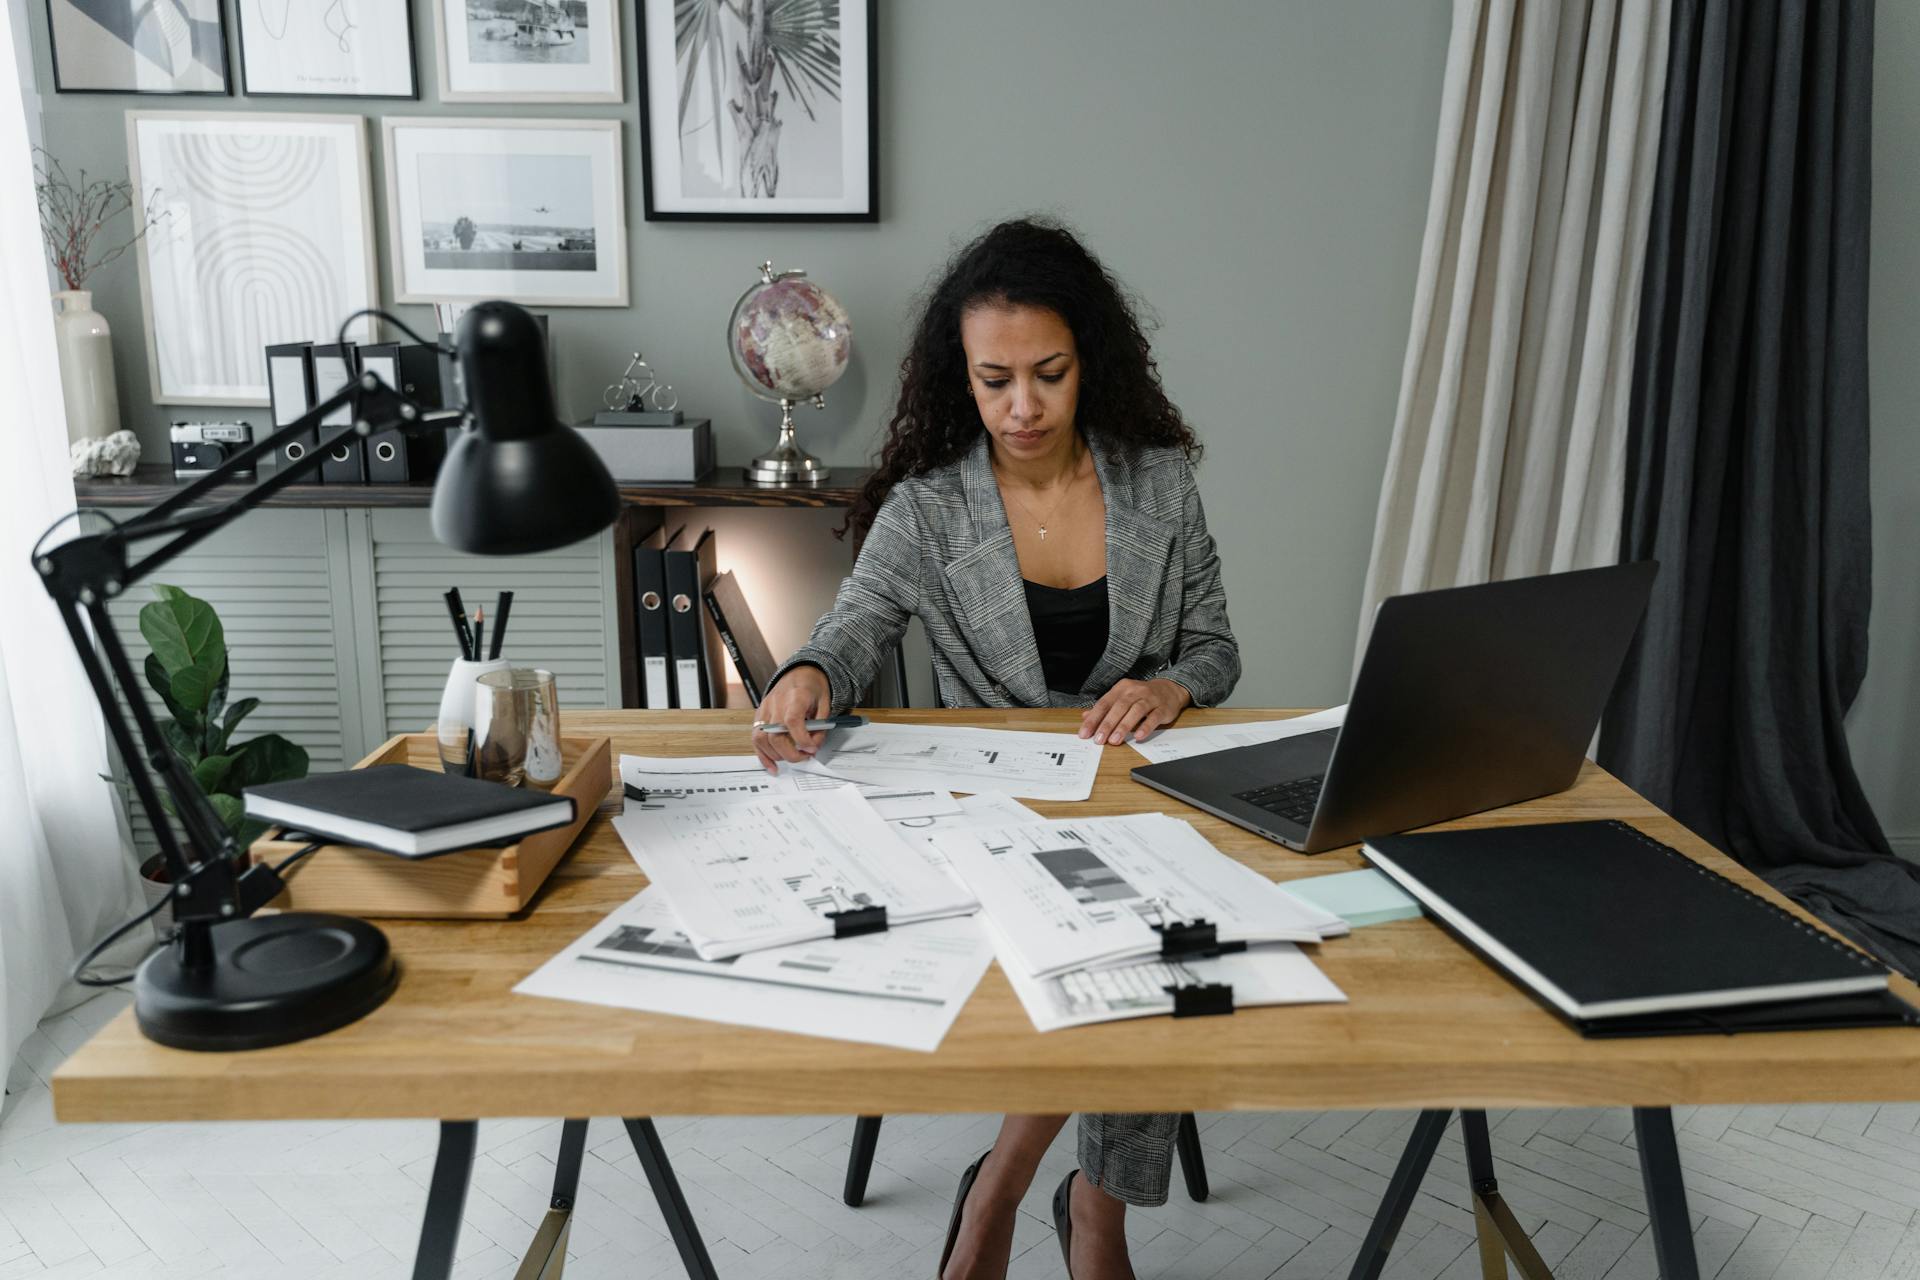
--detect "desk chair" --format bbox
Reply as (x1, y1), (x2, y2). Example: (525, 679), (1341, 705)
(839, 644), (1212, 1208)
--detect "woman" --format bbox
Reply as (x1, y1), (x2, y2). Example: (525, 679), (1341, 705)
(754, 218), (1239, 1280)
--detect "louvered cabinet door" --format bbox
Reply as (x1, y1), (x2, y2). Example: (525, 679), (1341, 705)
(352, 509), (621, 742)
(101, 508), (365, 861)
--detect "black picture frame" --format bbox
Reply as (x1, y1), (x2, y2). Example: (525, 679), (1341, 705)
(234, 0), (421, 100)
(46, 0), (234, 95)
(636, 0), (878, 223)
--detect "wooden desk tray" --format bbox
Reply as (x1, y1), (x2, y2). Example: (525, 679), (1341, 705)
(248, 732), (612, 919)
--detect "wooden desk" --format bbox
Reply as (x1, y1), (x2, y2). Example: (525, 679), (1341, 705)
(53, 709), (1920, 1280)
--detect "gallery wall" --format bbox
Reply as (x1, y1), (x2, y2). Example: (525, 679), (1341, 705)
(20, 0), (1918, 851)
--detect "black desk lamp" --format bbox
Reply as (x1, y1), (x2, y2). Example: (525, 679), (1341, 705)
(32, 301), (619, 1052)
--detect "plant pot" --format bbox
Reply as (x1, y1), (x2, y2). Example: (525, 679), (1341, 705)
(139, 852), (174, 937)
(52, 290), (120, 444)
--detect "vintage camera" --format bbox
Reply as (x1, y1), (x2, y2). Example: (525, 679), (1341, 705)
(169, 422), (256, 479)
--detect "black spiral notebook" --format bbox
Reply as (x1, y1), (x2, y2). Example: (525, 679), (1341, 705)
(245, 765), (576, 858)
(1362, 820), (1918, 1037)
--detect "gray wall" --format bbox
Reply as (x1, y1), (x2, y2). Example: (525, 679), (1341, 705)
(24, 0), (1916, 847)
(1849, 0), (1920, 857)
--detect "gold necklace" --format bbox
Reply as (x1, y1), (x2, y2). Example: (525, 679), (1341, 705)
(997, 451), (1084, 541)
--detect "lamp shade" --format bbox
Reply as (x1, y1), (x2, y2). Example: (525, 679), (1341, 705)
(430, 302), (621, 555)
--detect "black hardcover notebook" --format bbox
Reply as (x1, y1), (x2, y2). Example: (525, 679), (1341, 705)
(1363, 820), (1917, 1037)
(245, 765), (576, 858)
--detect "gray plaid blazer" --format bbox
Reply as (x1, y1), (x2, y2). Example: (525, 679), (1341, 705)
(774, 432), (1240, 712)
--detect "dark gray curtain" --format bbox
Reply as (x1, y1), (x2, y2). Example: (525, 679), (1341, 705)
(1600, 0), (1919, 976)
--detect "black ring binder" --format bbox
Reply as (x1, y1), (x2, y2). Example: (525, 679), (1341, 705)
(1166, 983), (1235, 1018)
(828, 904), (888, 938)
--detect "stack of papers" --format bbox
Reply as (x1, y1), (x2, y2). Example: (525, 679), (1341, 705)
(798, 721), (1104, 802)
(930, 813), (1347, 978)
(614, 788), (977, 959)
(513, 888), (994, 1052)
(1129, 704), (1347, 765)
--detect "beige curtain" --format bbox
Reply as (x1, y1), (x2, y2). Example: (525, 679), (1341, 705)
(1355, 0), (1671, 666)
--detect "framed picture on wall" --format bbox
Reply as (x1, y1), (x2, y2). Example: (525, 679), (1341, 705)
(127, 112), (379, 404)
(236, 0), (419, 98)
(433, 0), (621, 102)
(383, 118), (629, 306)
(637, 0), (877, 222)
(46, 0), (232, 94)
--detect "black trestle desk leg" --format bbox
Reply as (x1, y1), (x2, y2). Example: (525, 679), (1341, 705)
(517, 1119), (589, 1280)
(1176, 1112), (1210, 1202)
(1634, 1107), (1700, 1280)
(1346, 1109), (1451, 1280)
(1460, 1110), (1552, 1280)
(844, 1116), (884, 1206)
(413, 1120), (478, 1280)
(625, 1117), (720, 1280)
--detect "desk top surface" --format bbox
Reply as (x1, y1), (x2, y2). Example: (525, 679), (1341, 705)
(52, 709), (1920, 1124)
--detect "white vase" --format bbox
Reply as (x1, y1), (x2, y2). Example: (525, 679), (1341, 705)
(52, 290), (120, 445)
(437, 655), (511, 774)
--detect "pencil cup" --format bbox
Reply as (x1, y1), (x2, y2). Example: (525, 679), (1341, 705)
(474, 668), (563, 789)
(436, 656), (511, 776)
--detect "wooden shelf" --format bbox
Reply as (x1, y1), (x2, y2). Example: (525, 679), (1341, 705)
(75, 464), (871, 510)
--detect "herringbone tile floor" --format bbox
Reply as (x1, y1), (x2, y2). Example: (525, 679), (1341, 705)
(5, 992), (1919, 1278)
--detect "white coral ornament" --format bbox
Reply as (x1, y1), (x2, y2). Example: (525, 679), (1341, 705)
(71, 429), (141, 478)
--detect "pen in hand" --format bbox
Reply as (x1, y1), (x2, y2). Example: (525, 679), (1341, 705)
(757, 714), (867, 737)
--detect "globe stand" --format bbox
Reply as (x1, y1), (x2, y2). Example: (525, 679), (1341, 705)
(743, 397), (831, 485)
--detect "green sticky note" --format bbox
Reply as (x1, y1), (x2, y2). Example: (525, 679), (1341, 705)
(1287, 869), (1422, 928)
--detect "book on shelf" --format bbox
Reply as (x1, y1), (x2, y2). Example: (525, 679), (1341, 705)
(702, 570), (778, 706)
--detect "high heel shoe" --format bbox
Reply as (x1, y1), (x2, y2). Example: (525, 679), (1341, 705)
(938, 1150), (989, 1278)
(1051, 1168), (1079, 1277)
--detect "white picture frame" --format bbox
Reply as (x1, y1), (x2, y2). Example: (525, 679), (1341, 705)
(236, 0), (419, 99)
(127, 111), (379, 406)
(638, 0), (876, 221)
(383, 117), (629, 307)
(433, 0), (621, 103)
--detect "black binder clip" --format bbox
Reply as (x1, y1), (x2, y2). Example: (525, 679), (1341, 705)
(1152, 917), (1247, 960)
(827, 904), (889, 938)
(1166, 983), (1235, 1018)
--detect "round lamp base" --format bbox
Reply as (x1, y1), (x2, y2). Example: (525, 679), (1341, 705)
(134, 913), (397, 1052)
(743, 443), (831, 486)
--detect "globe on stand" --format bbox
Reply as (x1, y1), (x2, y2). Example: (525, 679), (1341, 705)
(729, 261), (851, 485)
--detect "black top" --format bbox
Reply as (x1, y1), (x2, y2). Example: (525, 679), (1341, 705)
(1024, 576), (1110, 694)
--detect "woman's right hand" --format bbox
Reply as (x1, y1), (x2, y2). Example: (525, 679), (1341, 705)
(752, 664), (832, 773)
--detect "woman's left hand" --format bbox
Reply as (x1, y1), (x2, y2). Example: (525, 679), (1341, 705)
(1080, 677), (1193, 745)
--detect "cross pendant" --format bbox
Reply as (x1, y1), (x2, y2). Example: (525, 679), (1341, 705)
(1038, 526), (1048, 541)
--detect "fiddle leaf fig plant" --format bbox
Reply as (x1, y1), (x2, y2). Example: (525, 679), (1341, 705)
(138, 584), (308, 852)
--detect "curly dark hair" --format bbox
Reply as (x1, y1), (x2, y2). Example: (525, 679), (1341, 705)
(841, 216), (1200, 541)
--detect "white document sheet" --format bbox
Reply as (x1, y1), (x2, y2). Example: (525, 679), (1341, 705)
(514, 888), (994, 1052)
(931, 813), (1348, 978)
(792, 722), (1104, 802)
(620, 754), (962, 821)
(987, 921), (1347, 1031)
(1129, 705), (1349, 765)
(614, 788), (978, 959)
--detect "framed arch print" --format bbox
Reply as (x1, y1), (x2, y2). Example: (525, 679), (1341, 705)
(127, 111), (379, 405)
(637, 0), (877, 222)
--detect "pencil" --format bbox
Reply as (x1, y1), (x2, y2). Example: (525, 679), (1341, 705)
(444, 589), (473, 660)
(489, 591), (513, 660)
(471, 608), (485, 668)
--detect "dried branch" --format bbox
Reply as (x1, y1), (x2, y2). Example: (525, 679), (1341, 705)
(32, 147), (169, 293)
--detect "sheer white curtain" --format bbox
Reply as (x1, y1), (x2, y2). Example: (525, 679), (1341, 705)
(1356, 0), (1671, 664)
(1, 9), (144, 1075)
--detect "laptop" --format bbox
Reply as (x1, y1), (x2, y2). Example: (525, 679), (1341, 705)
(1130, 563), (1657, 852)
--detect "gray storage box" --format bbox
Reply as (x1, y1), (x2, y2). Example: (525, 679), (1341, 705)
(575, 417), (714, 482)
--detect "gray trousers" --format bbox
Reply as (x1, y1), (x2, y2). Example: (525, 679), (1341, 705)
(1079, 1112), (1179, 1207)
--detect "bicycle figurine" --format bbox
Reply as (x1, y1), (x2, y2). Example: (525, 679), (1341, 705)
(604, 351), (679, 413)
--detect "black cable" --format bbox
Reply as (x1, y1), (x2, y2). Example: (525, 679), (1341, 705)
(70, 841), (324, 988)
(31, 505), (121, 562)
(71, 888), (174, 988)
(334, 307), (449, 353)
(274, 840), (325, 875)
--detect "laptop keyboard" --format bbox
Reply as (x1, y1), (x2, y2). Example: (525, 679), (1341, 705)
(1234, 775), (1325, 828)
